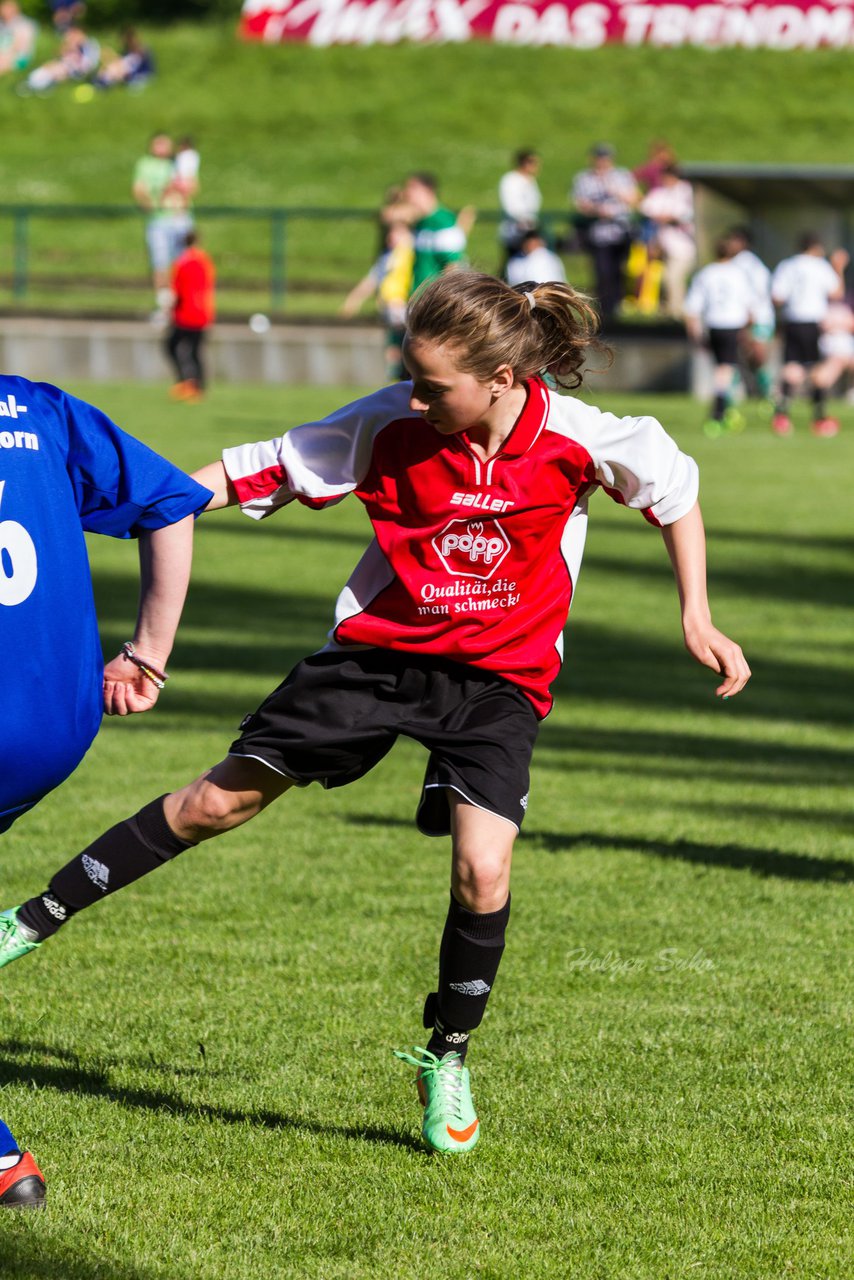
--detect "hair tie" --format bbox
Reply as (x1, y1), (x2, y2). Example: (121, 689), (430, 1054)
(523, 291), (536, 311)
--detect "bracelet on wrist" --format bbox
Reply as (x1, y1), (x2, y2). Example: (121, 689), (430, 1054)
(121, 642), (169, 691)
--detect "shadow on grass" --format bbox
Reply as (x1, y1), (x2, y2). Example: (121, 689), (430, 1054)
(682, 800), (854, 831)
(0, 1235), (154, 1280)
(590, 518), (853, 557)
(90, 533), (854, 730)
(556, 623), (854, 729)
(195, 515), (371, 549)
(584, 548), (853, 613)
(341, 814), (854, 882)
(706, 526), (854, 555)
(535, 723), (854, 786)
(525, 830), (854, 882)
(0, 1042), (423, 1156)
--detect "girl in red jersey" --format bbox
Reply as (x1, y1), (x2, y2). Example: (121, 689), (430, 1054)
(0, 272), (750, 1155)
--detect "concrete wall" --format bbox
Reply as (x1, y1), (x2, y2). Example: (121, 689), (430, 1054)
(0, 316), (694, 393)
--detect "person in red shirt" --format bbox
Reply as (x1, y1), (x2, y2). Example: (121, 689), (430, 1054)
(166, 230), (215, 402)
(1, 272), (750, 1157)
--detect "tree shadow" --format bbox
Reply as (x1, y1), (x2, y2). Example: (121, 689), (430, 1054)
(0, 1236), (154, 1280)
(339, 815), (853, 882)
(681, 800), (854, 831)
(91, 571), (333, 726)
(196, 517), (371, 550)
(0, 1041), (423, 1156)
(554, 622), (854, 728)
(535, 722), (854, 787)
(706, 526), (853, 555)
(524, 829), (854, 882)
(585, 548), (853, 614)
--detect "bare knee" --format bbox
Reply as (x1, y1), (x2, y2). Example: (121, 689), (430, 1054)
(449, 797), (515, 912)
(452, 850), (511, 913)
(166, 781), (249, 842)
(163, 757), (292, 843)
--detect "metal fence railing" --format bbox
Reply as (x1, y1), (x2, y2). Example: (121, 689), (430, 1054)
(0, 203), (583, 318)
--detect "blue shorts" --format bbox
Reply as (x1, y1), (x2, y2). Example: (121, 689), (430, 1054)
(0, 725), (97, 834)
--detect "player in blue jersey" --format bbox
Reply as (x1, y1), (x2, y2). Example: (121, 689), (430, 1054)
(0, 375), (211, 1207)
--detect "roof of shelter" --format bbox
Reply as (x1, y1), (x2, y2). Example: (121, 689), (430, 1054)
(681, 164), (854, 208)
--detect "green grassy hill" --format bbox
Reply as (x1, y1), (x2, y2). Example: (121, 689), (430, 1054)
(1, 25), (852, 313)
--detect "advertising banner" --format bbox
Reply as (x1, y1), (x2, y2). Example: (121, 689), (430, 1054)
(241, 0), (854, 48)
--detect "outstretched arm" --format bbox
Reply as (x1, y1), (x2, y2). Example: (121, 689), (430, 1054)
(191, 460), (238, 511)
(102, 514), (196, 716)
(661, 502), (751, 699)
(340, 271), (378, 318)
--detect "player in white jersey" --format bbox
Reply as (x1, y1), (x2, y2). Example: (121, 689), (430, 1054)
(683, 239), (755, 437)
(770, 233), (847, 437)
(727, 227), (775, 399)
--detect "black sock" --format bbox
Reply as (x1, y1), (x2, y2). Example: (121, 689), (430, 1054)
(712, 392), (727, 421)
(776, 381), (793, 414)
(17, 797), (195, 939)
(425, 892), (510, 1063)
(811, 385), (826, 419)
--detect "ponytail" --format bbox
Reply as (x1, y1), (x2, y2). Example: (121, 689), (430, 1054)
(406, 270), (606, 390)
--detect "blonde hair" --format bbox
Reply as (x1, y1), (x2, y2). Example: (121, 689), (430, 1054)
(406, 270), (603, 390)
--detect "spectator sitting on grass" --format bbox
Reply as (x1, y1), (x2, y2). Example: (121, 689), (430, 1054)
(21, 24), (99, 93)
(506, 228), (566, 287)
(0, 2), (36, 77)
(50, 0), (86, 32)
(94, 27), (154, 90)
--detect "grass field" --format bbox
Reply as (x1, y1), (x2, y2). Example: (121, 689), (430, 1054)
(0, 381), (851, 1278)
(2, 24), (854, 314)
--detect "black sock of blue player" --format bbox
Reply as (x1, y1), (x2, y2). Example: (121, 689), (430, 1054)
(811, 385), (826, 419)
(425, 892), (510, 1063)
(17, 797), (195, 939)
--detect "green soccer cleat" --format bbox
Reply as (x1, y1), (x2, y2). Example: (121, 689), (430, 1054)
(0, 909), (41, 970)
(722, 407), (746, 435)
(395, 1046), (480, 1154)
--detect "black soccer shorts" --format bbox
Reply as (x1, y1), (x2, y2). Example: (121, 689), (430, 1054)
(782, 321), (820, 366)
(707, 327), (741, 366)
(228, 648), (540, 836)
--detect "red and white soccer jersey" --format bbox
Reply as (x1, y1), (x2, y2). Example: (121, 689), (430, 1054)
(222, 378), (698, 718)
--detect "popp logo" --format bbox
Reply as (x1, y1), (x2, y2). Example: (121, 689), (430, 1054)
(432, 518), (511, 580)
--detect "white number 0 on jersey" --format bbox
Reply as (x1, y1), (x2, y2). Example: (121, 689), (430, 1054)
(0, 480), (38, 606)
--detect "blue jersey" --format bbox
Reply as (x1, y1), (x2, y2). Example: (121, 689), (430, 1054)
(0, 376), (211, 831)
